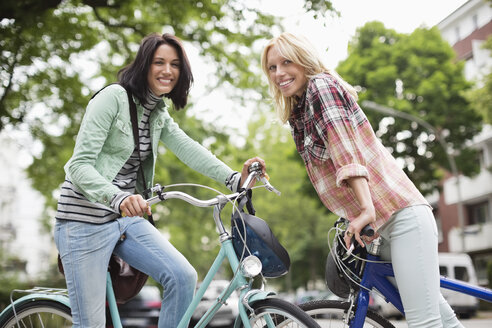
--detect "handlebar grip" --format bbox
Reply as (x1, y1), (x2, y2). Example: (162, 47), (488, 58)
(248, 161), (262, 173)
(361, 225), (374, 237)
(337, 217), (374, 237)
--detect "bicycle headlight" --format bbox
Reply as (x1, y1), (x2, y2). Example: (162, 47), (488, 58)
(240, 255), (262, 278)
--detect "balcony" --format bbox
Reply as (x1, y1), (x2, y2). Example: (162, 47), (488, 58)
(448, 221), (492, 253)
(443, 169), (492, 205)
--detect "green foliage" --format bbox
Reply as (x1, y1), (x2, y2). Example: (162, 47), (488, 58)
(467, 34), (492, 124)
(338, 22), (483, 195)
(1, 0), (340, 292)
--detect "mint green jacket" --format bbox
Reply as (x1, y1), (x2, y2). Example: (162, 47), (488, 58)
(64, 84), (233, 207)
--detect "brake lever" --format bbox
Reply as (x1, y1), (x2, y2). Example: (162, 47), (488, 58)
(260, 176), (281, 196)
(247, 162), (281, 196)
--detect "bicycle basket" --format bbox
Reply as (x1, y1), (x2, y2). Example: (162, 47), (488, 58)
(325, 225), (367, 299)
(231, 207), (290, 278)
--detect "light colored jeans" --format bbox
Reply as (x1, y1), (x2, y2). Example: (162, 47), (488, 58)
(54, 216), (197, 328)
(378, 205), (464, 328)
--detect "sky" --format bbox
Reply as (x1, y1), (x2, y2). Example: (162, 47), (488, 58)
(189, 0), (470, 131)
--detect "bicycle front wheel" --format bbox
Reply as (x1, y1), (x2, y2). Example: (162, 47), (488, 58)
(0, 299), (72, 328)
(299, 300), (394, 328)
(240, 298), (321, 327)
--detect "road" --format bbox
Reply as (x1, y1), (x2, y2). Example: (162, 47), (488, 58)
(390, 317), (492, 328)
(316, 315), (492, 327)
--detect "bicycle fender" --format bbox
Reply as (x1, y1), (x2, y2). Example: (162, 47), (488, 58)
(233, 290), (276, 328)
(0, 293), (71, 317)
(246, 290), (275, 304)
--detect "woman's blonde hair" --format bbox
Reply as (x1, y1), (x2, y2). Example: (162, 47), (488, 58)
(261, 32), (358, 123)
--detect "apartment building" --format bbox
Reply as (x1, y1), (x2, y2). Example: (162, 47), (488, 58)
(435, 0), (492, 285)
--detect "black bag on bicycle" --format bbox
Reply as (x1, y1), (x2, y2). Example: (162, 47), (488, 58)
(231, 192), (290, 278)
(325, 225), (367, 299)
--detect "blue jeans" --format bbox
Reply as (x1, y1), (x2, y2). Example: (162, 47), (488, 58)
(378, 205), (463, 328)
(54, 216), (197, 328)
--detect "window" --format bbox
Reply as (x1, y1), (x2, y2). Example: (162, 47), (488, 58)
(454, 266), (470, 282)
(474, 255), (492, 286)
(477, 149), (485, 169)
(435, 214), (443, 244)
(472, 14), (478, 30)
(467, 201), (490, 225)
(439, 266), (448, 277)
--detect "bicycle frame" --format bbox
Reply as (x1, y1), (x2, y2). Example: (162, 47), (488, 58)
(180, 236), (274, 328)
(108, 195), (276, 328)
(350, 252), (492, 328)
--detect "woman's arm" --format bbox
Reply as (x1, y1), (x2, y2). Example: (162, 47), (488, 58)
(159, 111), (235, 184)
(344, 176), (376, 248)
(65, 85), (127, 207)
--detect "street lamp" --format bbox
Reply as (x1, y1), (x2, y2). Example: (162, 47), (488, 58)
(362, 100), (466, 252)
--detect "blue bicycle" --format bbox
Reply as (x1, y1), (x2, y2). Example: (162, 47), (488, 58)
(299, 218), (492, 327)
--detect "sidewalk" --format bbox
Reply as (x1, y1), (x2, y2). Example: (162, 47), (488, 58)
(476, 311), (492, 319)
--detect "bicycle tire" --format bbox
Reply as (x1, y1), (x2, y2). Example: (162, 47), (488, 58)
(299, 299), (394, 328)
(0, 299), (72, 328)
(239, 298), (321, 327)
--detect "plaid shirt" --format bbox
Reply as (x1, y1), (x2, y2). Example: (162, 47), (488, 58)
(289, 73), (428, 230)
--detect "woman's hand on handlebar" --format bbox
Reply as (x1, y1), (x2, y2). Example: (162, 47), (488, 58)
(120, 194), (152, 217)
(344, 207), (377, 250)
(241, 156), (266, 189)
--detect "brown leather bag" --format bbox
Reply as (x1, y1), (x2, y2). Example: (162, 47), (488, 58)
(57, 254), (148, 304)
(107, 255), (149, 303)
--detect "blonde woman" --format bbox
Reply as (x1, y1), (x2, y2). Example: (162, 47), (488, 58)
(261, 32), (463, 328)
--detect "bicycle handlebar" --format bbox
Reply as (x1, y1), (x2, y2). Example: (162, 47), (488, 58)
(146, 162), (280, 208)
(147, 190), (241, 207)
(346, 225), (375, 238)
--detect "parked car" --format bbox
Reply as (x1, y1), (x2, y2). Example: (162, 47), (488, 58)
(439, 252), (479, 318)
(191, 280), (239, 327)
(107, 285), (162, 328)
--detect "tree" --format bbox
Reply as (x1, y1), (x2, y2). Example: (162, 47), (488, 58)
(0, 0), (336, 131)
(0, 0), (337, 207)
(2, 0), (277, 208)
(337, 22), (483, 195)
(1, 0), (338, 284)
(467, 32), (492, 124)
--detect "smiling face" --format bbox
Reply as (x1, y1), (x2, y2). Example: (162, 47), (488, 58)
(266, 45), (308, 98)
(147, 44), (180, 96)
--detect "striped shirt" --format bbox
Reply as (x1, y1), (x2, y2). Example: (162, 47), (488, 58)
(289, 73), (428, 231)
(55, 92), (160, 223)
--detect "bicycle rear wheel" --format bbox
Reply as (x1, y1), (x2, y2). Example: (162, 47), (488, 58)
(0, 299), (72, 328)
(239, 298), (321, 327)
(299, 300), (394, 328)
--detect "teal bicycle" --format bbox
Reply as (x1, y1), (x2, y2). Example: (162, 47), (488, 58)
(0, 163), (320, 328)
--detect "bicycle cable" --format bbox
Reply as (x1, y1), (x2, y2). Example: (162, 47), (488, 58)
(327, 223), (391, 294)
